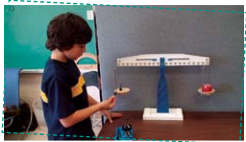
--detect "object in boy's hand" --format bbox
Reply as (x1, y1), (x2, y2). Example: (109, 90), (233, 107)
(114, 118), (133, 140)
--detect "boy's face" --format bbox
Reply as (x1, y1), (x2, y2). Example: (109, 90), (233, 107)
(63, 44), (86, 60)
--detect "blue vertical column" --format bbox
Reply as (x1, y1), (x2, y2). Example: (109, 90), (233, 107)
(157, 58), (169, 113)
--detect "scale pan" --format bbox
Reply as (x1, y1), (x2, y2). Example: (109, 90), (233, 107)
(114, 87), (130, 95)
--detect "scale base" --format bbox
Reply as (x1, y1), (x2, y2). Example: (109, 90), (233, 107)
(143, 108), (183, 120)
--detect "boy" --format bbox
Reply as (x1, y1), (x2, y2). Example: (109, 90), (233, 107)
(40, 12), (122, 140)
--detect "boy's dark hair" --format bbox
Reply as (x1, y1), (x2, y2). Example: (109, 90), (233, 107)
(46, 12), (92, 51)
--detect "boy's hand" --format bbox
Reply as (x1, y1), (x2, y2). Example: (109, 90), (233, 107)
(100, 96), (116, 110)
(101, 110), (123, 123)
(100, 95), (122, 123)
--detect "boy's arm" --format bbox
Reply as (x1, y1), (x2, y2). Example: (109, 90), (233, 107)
(87, 95), (112, 121)
(59, 96), (116, 128)
(59, 103), (102, 128)
(87, 95), (123, 123)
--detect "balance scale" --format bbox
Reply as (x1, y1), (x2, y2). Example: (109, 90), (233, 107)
(116, 54), (210, 121)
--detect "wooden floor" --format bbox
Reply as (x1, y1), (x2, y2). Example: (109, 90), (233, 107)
(98, 111), (244, 141)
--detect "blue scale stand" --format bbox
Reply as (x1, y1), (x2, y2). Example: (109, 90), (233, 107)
(143, 58), (183, 120)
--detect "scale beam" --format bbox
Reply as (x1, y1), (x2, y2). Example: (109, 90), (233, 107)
(116, 54), (210, 121)
(117, 54), (209, 67)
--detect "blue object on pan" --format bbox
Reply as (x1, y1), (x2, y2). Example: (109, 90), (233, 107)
(157, 58), (169, 113)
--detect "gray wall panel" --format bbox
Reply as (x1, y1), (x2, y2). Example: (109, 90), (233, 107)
(95, 5), (243, 112)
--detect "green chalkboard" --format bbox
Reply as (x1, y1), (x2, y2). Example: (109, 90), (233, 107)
(4, 5), (97, 69)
